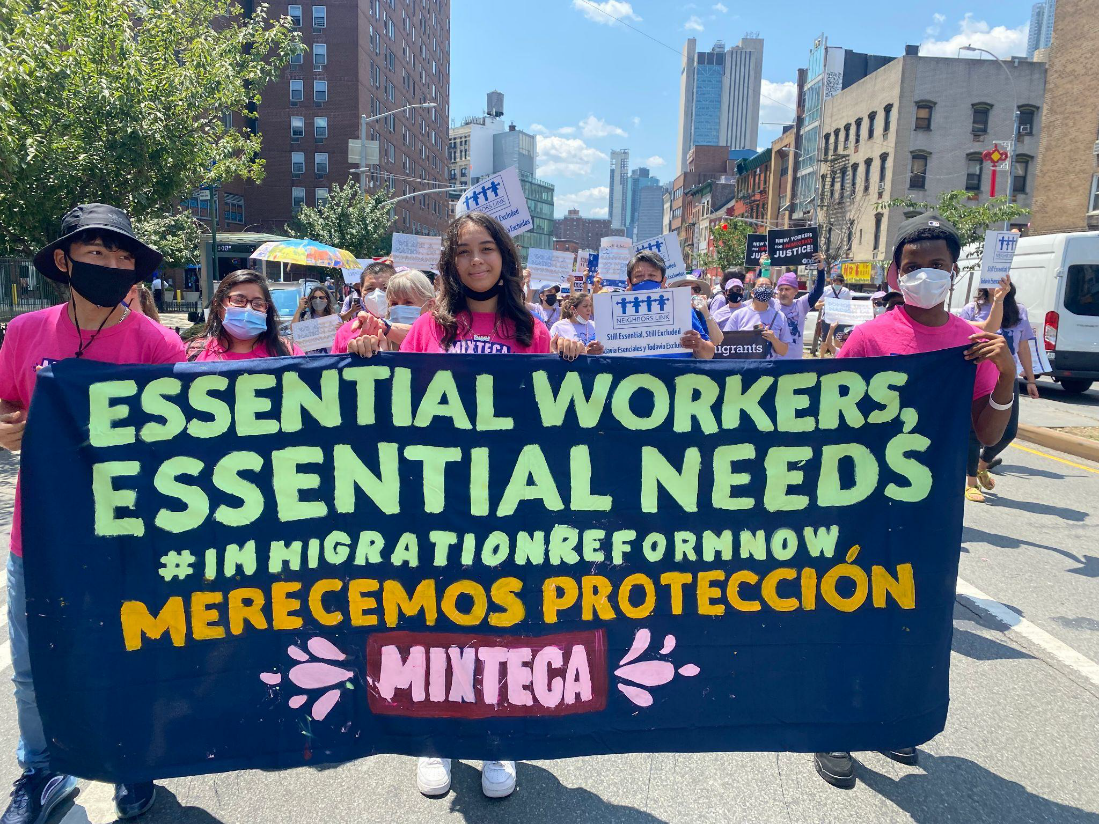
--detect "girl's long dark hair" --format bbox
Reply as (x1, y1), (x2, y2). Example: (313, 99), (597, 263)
(1001, 283), (1020, 329)
(433, 212), (534, 350)
(561, 293), (588, 321)
(204, 269), (290, 356)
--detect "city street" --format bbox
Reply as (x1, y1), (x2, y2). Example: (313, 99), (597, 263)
(0, 388), (1095, 824)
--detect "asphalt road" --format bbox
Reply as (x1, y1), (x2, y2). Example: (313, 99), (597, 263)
(0, 392), (1096, 823)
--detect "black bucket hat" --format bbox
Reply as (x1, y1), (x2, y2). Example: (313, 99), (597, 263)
(33, 204), (163, 283)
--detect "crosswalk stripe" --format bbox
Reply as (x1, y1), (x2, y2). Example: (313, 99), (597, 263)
(58, 780), (117, 824)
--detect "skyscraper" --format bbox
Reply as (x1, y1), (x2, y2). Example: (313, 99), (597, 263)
(1028, 1), (1056, 58)
(608, 149), (630, 230)
(676, 37), (764, 174)
(625, 167), (661, 239)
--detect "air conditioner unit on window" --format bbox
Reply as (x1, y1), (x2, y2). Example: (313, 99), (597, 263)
(878, 183), (886, 193)
(1020, 124), (1032, 135)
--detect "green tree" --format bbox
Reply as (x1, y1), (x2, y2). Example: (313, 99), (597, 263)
(131, 210), (203, 269)
(699, 219), (751, 270)
(0, 0), (299, 255)
(284, 179), (395, 258)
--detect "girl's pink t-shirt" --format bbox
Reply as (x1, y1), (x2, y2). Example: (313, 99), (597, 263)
(194, 338), (305, 361)
(400, 311), (552, 354)
(0, 304), (187, 556)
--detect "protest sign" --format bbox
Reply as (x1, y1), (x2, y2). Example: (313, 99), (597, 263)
(598, 236), (632, 290)
(980, 231), (1018, 288)
(745, 234), (768, 268)
(527, 249), (576, 283)
(25, 350), (971, 781)
(585, 252), (599, 275)
(767, 227), (819, 267)
(634, 233), (686, 282)
(823, 298), (875, 326)
(592, 287), (692, 356)
(391, 233), (441, 272)
(714, 330), (770, 359)
(455, 166), (532, 237)
(840, 262), (875, 285)
(290, 315), (342, 352)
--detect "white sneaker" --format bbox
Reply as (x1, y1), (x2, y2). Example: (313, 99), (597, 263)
(481, 760), (517, 798)
(416, 757), (452, 797)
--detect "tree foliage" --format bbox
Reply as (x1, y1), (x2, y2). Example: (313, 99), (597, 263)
(0, 0), (299, 255)
(131, 210), (203, 269)
(284, 179), (395, 259)
(699, 219), (751, 271)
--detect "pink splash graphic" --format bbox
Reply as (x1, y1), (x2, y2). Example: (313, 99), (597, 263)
(614, 631), (699, 708)
(260, 639), (354, 721)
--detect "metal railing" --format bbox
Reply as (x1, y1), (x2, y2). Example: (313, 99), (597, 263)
(0, 258), (67, 321)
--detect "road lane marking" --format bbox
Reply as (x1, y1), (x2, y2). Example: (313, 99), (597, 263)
(1009, 443), (1099, 474)
(58, 780), (117, 824)
(0, 640), (8, 672)
(957, 577), (1099, 688)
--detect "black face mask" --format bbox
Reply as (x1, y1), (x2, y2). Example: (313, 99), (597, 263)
(67, 256), (140, 308)
(727, 290), (743, 303)
(544, 293), (558, 306)
(461, 279), (503, 301)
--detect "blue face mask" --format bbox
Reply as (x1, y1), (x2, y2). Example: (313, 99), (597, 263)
(222, 306), (269, 340)
(388, 304), (422, 325)
(631, 279), (663, 291)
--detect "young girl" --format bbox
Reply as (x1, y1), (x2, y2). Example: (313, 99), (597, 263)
(549, 293), (604, 360)
(188, 270), (304, 361)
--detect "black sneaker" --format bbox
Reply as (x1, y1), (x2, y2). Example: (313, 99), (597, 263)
(1, 769), (78, 824)
(814, 752), (856, 789)
(879, 746), (919, 766)
(114, 782), (156, 819)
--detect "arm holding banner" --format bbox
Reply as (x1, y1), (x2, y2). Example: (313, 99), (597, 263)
(680, 329), (715, 359)
(807, 252), (827, 306)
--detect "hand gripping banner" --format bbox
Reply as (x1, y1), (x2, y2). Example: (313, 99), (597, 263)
(22, 350), (972, 781)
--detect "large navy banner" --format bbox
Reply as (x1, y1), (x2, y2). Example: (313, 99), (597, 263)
(22, 350), (971, 782)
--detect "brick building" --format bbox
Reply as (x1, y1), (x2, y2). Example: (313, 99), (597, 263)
(553, 209), (623, 250)
(1030, 0), (1099, 233)
(668, 146), (752, 264)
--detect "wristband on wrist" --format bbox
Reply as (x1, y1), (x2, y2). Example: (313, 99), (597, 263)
(379, 318), (392, 337)
(988, 395), (1014, 411)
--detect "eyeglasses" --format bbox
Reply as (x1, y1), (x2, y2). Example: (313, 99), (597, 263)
(691, 286), (702, 294)
(223, 294), (269, 312)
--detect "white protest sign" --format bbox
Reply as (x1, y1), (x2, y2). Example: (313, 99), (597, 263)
(598, 236), (632, 289)
(454, 166), (533, 237)
(980, 231), (1018, 288)
(593, 287), (692, 356)
(391, 233), (441, 271)
(291, 315), (342, 352)
(527, 248), (575, 281)
(823, 298), (875, 326)
(634, 232), (686, 281)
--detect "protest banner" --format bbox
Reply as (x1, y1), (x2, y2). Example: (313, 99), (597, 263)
(823, 298), (876, 326)
(290, 315), (342, 352)
(598, 237), (632, 290)
(714, 330), (770, 359)
(767, 227), (819, 267)
(527, 249), (576, 289)
(455, 166), (532, 237)
(592, 287), (692, 356)
(391, 233), (442, 272)
(745, 234), (768, 268)
(634, 233), (686, 282)
(980, 231), (1018, 288)
(24, 350), (971, 781)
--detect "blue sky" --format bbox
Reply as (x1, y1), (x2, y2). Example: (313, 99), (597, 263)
(451, 0), (1039, 218)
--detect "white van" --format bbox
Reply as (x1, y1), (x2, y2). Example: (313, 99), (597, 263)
(956, 232), (1099, 394)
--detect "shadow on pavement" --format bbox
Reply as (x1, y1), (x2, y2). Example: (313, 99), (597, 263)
(950, 627), (1034, 662)
(996, 463), (1069, 480)
(444, 761), (667, 824)
(56, 786), (228, 824)
(962, 526), (1099, 577)
(989, 496), (1089, 522)
(859, 751), (1099, 823)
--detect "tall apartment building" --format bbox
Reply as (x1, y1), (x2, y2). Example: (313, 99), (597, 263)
(236, 0), (450, 238)
(608, 150), (630, 230)
(1027, 1), (1056, 59)
(625, 167), (661, 239)
(815, 54), (1045, 263)
(1031, 0), (1099, 233)
(676, 37), (764, 173)
(554, 209), (623, 250)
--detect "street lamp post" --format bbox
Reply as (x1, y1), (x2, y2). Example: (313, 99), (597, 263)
(357, 102), (438, 195)
(959, 45), (1020, 230)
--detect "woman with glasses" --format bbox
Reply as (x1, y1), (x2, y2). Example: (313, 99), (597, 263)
(188, 269), (303, 361)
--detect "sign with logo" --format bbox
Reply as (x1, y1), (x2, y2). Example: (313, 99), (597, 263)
(455, 166), (533, 237)
(745, 234), (768, 268)
(767, 227), (819, 267)
(823, 298), (875, 326)
(592, 287), (692, 356)
(633, 233), (686, 282)
(980, 231), (1018, 288)
(714, 329), (769, 359)
(598, 236), (633, 290)
(390, 233), (442, 272)
(290, 315), (343, 352)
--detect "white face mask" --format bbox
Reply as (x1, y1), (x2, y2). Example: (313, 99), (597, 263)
(361, 288), (388, 317)
(388, 304), (422, 325)
(898, 267), (954, 309)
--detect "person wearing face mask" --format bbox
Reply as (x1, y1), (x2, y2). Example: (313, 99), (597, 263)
(822, 213), (1016, 789)
(712, 273), (747, 325)
(710, 269), (743, 315)
(334, 269), (434, 353)
(723, 280), (791, 358)
(295, 285), (338, 323)
(774, 253), (826, 360)
(189, 270), (304, 361)
(550, 293), (605, 360)
(529, 285), (562, 328)
(625, 251), (715, 359)
(0, 204), (187, 824)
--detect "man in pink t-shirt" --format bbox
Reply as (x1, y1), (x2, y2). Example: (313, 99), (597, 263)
(0, 204), (185, 823)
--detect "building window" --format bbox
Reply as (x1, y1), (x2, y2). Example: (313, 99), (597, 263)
(291, 151), (305, 174)
(909, 153), (929, 189)
(966, 154), (983, 192)
(290, 45), (303, 65)
(312, 4), (326, 27)
(822, 134), (830, 158)
(1018, 106), (1037, 136)
(314, 117), (328, 139)
(1013, 155), (1031, 194)
(864, 158), (872, 192)
(821, 174), (829, 202)
(316, 188), (329, 207)
(224, 194), (244, 224)
(872, 213), (883, 251)
(879, 153), (889, 191)
(290, 116), (304, 138)
(313, 43), (326, 68)
(315, 152), (329, 175)
(971, 104), (991, 135)
(839, 167), (847, 197)
(915, 102), (934, 131)
(314, 80), (327, 101)
(188, 189), (211, 218)
(843, 124), (851, 149)
(883, 104), (893, 134)
(855, 118), (862, 145)
(288, 4), (301, 26)
(867, 111), (876, 139)
(1091, 173), (1099, 213)
(292, 187), (306, 212)
(290, 79), (303, 102)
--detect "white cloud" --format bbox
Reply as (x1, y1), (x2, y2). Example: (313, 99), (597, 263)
(632, 116), (641, 127)
(919, 13), (1027, 58)
(571, 0), (640, 25)
(759, 79), (799, 129)
(556, 186), (611, 215)
(558, 126), (577, 135)
(529, 123), (549, 135)
(591, 207), (609, 218)
(536, 136), (609, 178)
(684, 15), (704, 32)
(579, 114), (628, 139)
(933, 12), (946, 23)
(645, 155), (666, 168)
(713, 2), (728, 11)
(925, 11), (947, 37)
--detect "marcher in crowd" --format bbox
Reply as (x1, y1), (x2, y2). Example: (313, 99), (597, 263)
(625, 251), (715, 359)
(529, 284), (562, 328)
(774, 252), (826, 359)
(0, 204), (186, 824)
(340, 281), (363, 319)
(550, 292), (604, 360)
(711, 271), (747, 325)
(591, 274), (609, 294)
(825, 212), (1017, 788)
(669, 275), (722, 343)
(124, 282), (161, 323)
(709, 268), (744, 315)
(294, 284), (338, 324)
(334, 269), (434, 353)
(723, 279), (791, 358)
(189, 269), (303, 361)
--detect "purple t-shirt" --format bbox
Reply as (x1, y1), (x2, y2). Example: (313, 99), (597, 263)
(723, 304), (792, 359)
(959, 302), (992, 323)
(776, 295), (813, 360)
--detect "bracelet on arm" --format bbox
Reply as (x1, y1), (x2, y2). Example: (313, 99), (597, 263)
(988, 395), (1014, 411)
